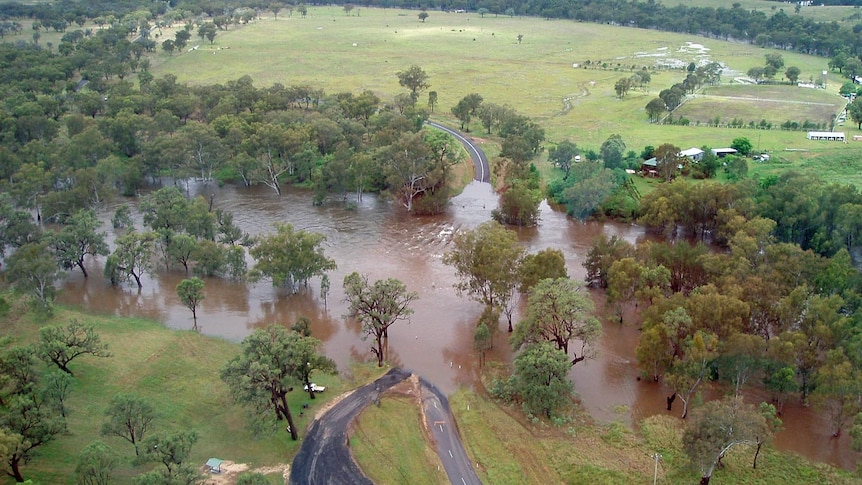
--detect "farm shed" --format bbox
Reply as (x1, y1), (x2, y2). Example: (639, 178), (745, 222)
(680, 147), (704, 162)
(711, 148), (738, 158)
(807, 131), (845, 141)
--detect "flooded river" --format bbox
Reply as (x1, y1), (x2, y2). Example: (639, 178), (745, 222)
(58, 180), (858, 469)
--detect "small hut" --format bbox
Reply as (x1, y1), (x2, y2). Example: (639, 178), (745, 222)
(205, 458), (224, 474)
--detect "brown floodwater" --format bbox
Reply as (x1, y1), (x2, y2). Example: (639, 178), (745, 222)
(57, 180), (859, 470)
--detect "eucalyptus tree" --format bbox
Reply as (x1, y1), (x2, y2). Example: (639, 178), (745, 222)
(343, 272), (419, 367)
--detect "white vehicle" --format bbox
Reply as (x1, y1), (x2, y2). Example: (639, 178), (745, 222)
(304, 383), (326, 393)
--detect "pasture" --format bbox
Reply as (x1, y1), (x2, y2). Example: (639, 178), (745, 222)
(676, 84), (844, 127)
(144, 6), (862, 185)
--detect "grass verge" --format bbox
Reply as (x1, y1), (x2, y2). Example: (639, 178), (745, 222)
(449, 388), (860, 485)
(350, 395), (448, 485)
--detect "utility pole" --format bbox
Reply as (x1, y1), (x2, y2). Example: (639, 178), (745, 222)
(652, 453), (662, 485)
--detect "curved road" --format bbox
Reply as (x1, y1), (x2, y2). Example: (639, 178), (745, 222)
(290, 368), (481, 485)
(419, 377), (482, 485)
(425, 121), (491, 184)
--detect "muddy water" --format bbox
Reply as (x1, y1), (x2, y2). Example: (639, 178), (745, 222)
(58, 181), (858, 469)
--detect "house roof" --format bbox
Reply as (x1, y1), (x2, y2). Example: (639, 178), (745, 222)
(205, 458), (224, 470)
(680, 148), (704, 157)
(643, 157), (657, 167)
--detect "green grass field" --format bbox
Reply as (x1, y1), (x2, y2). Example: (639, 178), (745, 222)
(142, 7), (862, 186)
(676, 84), (844, 126)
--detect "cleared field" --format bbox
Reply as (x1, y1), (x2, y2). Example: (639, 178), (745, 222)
(675, 84), (845, 126)
(148, 7), (838, 151)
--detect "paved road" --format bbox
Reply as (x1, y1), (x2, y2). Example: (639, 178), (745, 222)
(290, 369), (482, 485)
(419, 377), (482, 485)
(290, 368), (411, 485)
(425, 121), (491, 184)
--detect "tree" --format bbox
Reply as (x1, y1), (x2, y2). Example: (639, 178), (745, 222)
(75, 441), (117, 485)
(504, 342), (572, 418)
(104, 231), (156, 289)
(730, 137), (753, 155)
(221, 326), (324, 440)
(38, 320), (111, 375)
(427, 91), (438, 112)
(418, 11), (428, 22)
(1, 392), (66, 483)
(49, 209), (108, 278)
(654, 143), (681, 182)
(683, 396), (776, 485)
(176, 278), (205, 329)
(600, 134), (626, 170)
(747, 66), (765, 83)
(785, 66), (801, 84)
(512, 278), (601, 366)
(474, 322), (493, 367)
(765, 53), (785, 71)
(5, 241), (60, 311)
(140, 430), (200, 478)
(614, 77), (632, 98)
(645, 98), (667, 123)
(518, 248), (567, 293)
(249, 223), (336, 292)
(287, 334), (336, 400)
(100, 394), (157, 456)
(548, 140), (579, 180)
(666, 330), (719, 419)
(382, 131), (433, 212)
(811, 349), (862, 437)
(396, 65), (429, 102)
(848, 97), (862, 129)
(343, 273), (419, 367)
(443, 221), (524, 330)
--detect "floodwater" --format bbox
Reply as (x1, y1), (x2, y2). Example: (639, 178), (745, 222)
(58, 180), (859, 470)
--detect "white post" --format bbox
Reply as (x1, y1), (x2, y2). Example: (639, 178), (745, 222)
(653, 453), (661, 485)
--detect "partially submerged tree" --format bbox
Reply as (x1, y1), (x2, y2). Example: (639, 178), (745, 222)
(176, 277), (205, 329)
(104, 231), (156, 289)
(443, 221), (524, 331)
(249, 223), (336, 292)
(38, 319), (111, 375)
(4, 241), (60, 311)
(49, 209), (109, 278)
(511, 278), (601, 366)
(343, 272), (418, 367)
(683, 396), (778, 485)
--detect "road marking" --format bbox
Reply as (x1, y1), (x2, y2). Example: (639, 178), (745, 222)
(440, 424), (444, 432)
(461, 478), (467, 485)
(449, 450), (453, 458)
